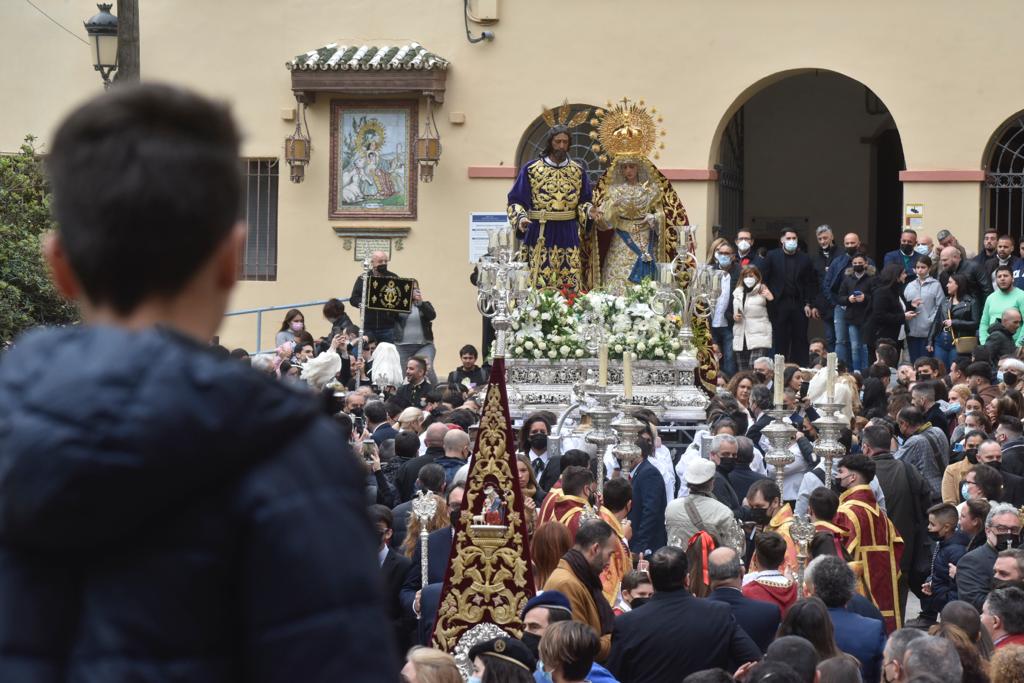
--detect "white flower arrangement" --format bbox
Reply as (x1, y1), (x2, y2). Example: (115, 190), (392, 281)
(504, 280), (683, 361)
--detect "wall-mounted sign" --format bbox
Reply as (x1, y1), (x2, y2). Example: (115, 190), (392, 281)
(469, 212), (510, 263)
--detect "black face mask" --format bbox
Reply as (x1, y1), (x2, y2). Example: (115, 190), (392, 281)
(750, 507), (770, 526)
(529, 433), (548, 451)
(994, 532), (1019, 552)
(964, 448), (979, 464)
(374, 264), (387, 274)
(520, 631), (541, 661)
(1006, 371), (1019, 386)
(718, 459), (737, 474)
(349, 407), (364, 417)
(853, 265), (865, 274)
(927, 530), (944, 543)
(993, 578), (1024, 591)
(845, 246), (858, 257)
(450, 506), (462, 528)
(900, 244), (914, 256)
(629, 596), (650, 610)
(988, 460), (1003, 472)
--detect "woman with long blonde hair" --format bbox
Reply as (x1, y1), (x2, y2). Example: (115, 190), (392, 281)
(402, 493), (449, 558)
(401, 646), (462, 683)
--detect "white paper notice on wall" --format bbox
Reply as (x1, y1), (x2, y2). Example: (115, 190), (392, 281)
(469, 212), (510, 263)
(905, 203), (924, 229)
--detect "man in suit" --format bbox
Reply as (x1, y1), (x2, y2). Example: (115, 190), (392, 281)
(371, 505), (414, 661)
(607, 546), (761, 682)
(806, 555), (886, 683)
(522, 413), (562, 492)
(957, 503), (1022, 610)
(390, 463), (446, 550)
(707, 546), (781, 654)
(883, 228), (924, 279)
(400, 483), (464, 643)
(367, 400), (399, 445)
(760, 227), (819, 366)
(627, 423), (668, 557)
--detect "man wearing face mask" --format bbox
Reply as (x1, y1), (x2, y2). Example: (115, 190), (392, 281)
(955, 502), (1022, 610)
(760, 228), (819, 365)
(810, 224), (838, 351)
(707, 434), (742, 512)
(350, 250), (400, 343)
(522, 414), (560, 492)
(821, 232), (872, 368)
(997, 416), (1024, 476)
(710, 241), (741, 377)
(736, 228), (765, 271)
(519, 591), (619, 683)
(942, 430), (986, 505)
(975, 440), (1024, 506)
(883, 228), (924, 279)
(911, 503), (969, 628)
(745, 479), (799, 577)
(993, 548), (1024, 592)
(370, 505), (414, 662)
(836, 454), (904, 631)
(626, 424), (668, 557)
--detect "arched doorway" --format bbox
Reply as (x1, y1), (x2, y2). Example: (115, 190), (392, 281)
(983, 112), (1024, 242)
(713, 70), (905, 264)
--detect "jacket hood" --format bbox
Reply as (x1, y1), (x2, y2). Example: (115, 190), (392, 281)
(0, 325), (324, 551)
(843, 264), (877, 278)
(988, 322), (1013, 337)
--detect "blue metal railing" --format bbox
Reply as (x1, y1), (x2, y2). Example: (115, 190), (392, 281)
(225, 297), (350, 353)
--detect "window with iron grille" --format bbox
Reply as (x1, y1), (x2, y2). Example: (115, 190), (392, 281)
(239, 159), (278, 281)
(515, 103), (605, 184)
(984, 115), (1024, 242)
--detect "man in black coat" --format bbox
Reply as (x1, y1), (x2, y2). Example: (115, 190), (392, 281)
(372, 505), (415, 660)
(938, 245), (992, 299)
(607, 546), (760, 682)
(760, 228), (819, 365)
(0, 84), (397, 681)
(707, 547), (781, 653)
(351, 250), (401, 343)
(984, 311), (1021, 362)
(810, 224), (838, 351)
(627, 428), (668, 556)
(394, 423), (449, 502)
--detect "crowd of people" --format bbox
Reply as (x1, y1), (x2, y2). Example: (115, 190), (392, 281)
(10, 82), (1024, 683)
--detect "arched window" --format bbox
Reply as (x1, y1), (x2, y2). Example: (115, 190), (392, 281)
(514, 103), (606, 184)
(985, 114), (1024, 239)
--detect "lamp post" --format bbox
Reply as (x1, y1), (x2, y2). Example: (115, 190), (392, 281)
(84, 3), (118, 89)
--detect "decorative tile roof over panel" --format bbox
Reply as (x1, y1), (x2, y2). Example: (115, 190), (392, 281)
(287, 42), (449, 72)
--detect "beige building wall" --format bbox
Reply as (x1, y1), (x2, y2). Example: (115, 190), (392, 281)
(3, 0), (1024, 367)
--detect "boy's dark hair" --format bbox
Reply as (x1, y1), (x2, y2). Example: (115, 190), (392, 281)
(561, 466), (595, 497)
(621, 569), (651, 592)
(458, 345), (478, 358)
(838, 453), (876, 481)
(364, 401), (387, 425)
(322, 298), (346, 321)
(47, 83), (242, 314)
(754, 531), (787, 571)
(808, 487), (839, 521)
(384, 400), (404, 420)
(368, 504), (393, 529)
(394, 431), (421, 459)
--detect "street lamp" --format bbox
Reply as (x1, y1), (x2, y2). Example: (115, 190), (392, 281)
(84, 3), (118, 89)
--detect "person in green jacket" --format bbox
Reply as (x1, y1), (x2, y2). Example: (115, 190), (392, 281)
(979, 264), (1024, 344)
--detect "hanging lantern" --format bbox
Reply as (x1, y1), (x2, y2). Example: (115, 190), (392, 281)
(284, 101), (311, 183)
(416, 102), (442, 182)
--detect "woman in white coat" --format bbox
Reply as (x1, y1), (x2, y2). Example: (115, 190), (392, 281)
(732, 265), (774, 371)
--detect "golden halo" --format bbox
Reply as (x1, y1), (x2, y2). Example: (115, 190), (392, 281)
(355, 119), (387, 154)
(589, 97), (667, 160)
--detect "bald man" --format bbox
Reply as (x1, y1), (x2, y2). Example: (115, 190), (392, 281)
(938, 245), (991, 299)
(394, 422), (451, 501)
(350, 250), (401, 343)
(883, 228), (923, 279)
(822, 232), (874, 368)
(706, 546), (782, 653)
(985, 307), (1022, 361)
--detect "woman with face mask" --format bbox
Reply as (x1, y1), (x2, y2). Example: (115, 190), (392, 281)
(276, 308), (305, 347)
(732, 265), (773, 371)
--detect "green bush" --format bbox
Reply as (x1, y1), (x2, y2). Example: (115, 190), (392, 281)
(0, 136), (78, 342)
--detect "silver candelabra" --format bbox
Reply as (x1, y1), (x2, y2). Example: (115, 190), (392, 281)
(411, 489), (438, 622)
(813, 401), (848, 489)
(762, 406), (797, 495)
(475, 225), (531, 359)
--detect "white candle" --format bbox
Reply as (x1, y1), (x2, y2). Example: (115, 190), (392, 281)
(488, 230), (498, 251)
(826, 352), (837, 403)
(623, 351), (633, 399)
(598, 343), (608, 387)
(773, 353), (785, 406)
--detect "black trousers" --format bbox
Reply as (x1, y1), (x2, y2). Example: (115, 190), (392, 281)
(772, 302), (809, 365)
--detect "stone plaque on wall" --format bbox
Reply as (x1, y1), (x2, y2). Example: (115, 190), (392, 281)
(354, 238), (392, 261)
(333, 226), (409, 258)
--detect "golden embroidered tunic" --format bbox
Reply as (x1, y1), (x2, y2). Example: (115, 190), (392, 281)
(507, 157), (592, 292)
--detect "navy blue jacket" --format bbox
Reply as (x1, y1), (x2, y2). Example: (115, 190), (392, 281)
(828, 606), (886, 683)
(608, 589), (761, 682)
(931, 531), (969, 606)
(400, 526), (454, 615)
(883, 249), (922, 279)
(0, 326), (396, 682)
(707, 587), (781, 653)
(824, 252), (877, 307)
(627, 459), (668, 555)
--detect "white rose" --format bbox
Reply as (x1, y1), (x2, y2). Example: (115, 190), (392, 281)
(560, 345), (570, 356)
(530, 310), (539, 319)
(670, 340), (680, 350)
(550, 335), (561, 344)
(575, 349), (585, 357)
(538, 340), (547, 350)
(524, 341), (534, 350)
(615, 344), (624, 354)
(541, 312), (551, 321)
(637, 342), (647, 352)
(515, 346), (523, 355)
(533, 348), (542, 358)
(654, 347), (665, 357)
(547, 349), (557, 359)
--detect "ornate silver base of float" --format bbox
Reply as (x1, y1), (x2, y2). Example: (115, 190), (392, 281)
(504, 358), (708, 421)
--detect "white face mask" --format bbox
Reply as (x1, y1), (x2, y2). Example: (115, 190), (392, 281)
(743, 277), (758, 289)
(914, 244), (929, 255)
(783, 239), (798, 252)
(737, 240), (751, 253)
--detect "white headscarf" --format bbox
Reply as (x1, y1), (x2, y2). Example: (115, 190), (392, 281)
(371, 342), (403, 389)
